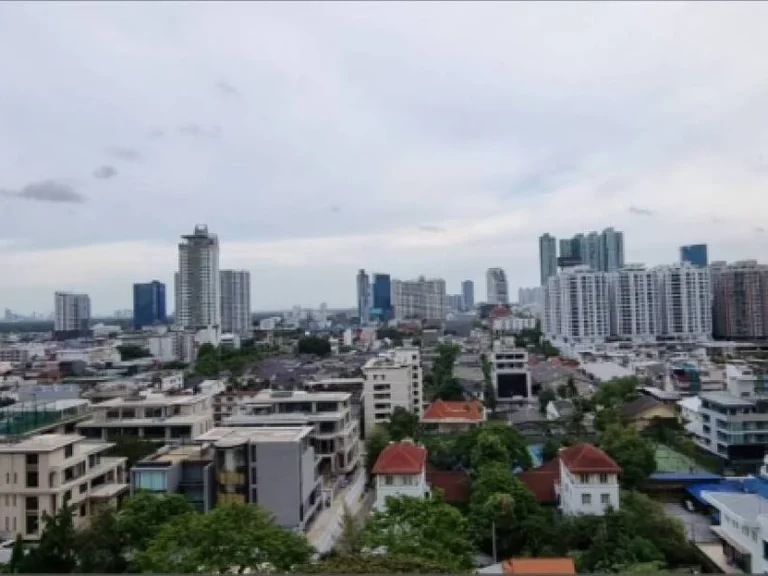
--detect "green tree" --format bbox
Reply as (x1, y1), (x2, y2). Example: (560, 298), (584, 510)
(139, 503), (313, 573)
(470, 432), (509, 469)
(197, 343), (216, 357)
(7, 534), (25, 574)
(593, 376), (640, 408)
(387, 406), (421, 441)
(119, 492), (195, 553)
(334, 504), (363, 555)
(455, 422), (532, 470)
(540, 340), (560, 358)
(17, 506), (78, 573)
(542, 437), (561, 462)
(435, 377), (466, 401)
(599, 425), (657, 489)
(76, 504), (128, 573)
(297, 336), (332, 357)
(362, 495), (476, 571)
(116, 344), (151, 361)
(364, 425), (391, 478)
(301, 553), (465, 573)
(567, 375), (578, 397)
(538, 388), (557, 414)
(104, 435), (159, 469)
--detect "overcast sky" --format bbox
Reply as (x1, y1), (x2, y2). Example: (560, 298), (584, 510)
(2, 2), (768, 314)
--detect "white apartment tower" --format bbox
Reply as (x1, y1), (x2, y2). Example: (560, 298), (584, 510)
(655, 262), (711, 340)
(391, 276), (446, 320)
(220, 270), (251, 337)
(486, 268), (510, 306)
(539, 234), (558, 286)
(544, 267), (611, 343)
(176, 225), (221, 331)
(610, 265), (660, 340)
(356, 269), (371, 324)
(362, 348), (424, 435)
(54, 292), (91, 334)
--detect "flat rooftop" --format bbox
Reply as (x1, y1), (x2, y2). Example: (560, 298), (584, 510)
(700, 391), (755, 407)
(138, 444), (210, 465)
(248, 390), (351, 403)
(0, 433), (110, 454)
(94, 393), (211, 407)
(195, 426), (313, 447)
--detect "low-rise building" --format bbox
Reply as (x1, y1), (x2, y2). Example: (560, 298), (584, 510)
(0, 434), (127, 540)
(194, 427), (323, 530)
(620, 396), (677, 430)
(76, 392), (214, 442)
(559, 443), (621, 516)
(372, 440), (428, 511)
(421, 399), (485, 433)
(702, 490), (767, 573)
(490, 343), (532, 405)
(362, 349), (424, 435)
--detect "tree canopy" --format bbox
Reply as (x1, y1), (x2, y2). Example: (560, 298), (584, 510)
(297, 336), (332, 357)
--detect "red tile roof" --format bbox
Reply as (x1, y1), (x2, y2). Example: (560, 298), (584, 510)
(560, 443), (621, 474)
(517, 458), (560, 503)
(489, 305), (511, 319)
(503, 558), (576, 574)
(426, 467), (470, 503)
(372, 441), (427, 475)
(422, 399), (484, 422)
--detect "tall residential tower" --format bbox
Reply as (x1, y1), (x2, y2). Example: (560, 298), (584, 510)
(176, 225), (221, 331)
(220, 270), (251, 337)
(486, 268), (509, 306)
(539, 233), (558, 286)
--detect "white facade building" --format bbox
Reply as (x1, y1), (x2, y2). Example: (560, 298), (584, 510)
(54, 292), (91, 334)
(610, 264), (660, 340)
(544, 267), (611, 344)
(486, 268), (509, 306)
(362, 349), (424, 435)
(220, 270), (251, 337)
(558, 443), (621, 516)
(176, 225), (220, 332)
(490, 341), (532, 404)
(391, 276), (446, 320)
(655, 262), (711, 340)
(372, 441), (428, 512)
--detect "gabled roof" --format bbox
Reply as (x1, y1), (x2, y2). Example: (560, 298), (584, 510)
(517, 458), (560, 503)
(621, 395), (675, 420)
(560, 443), (621, 474)
(372, 441), (427, 475)
(422, 399), (484, 422)
(502, 558), (576, 574)
(426, 467), (470, 503)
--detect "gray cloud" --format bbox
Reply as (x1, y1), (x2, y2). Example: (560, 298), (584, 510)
(330, 205), (341, 213)
(106, 146), (142, 162)
(148, 128), (165, 140)
(756, 227), (765, 233)
(93, 165), (118, 180)
(217, 81), (238, 95)
(1, 181), (85, 203)
(178, 123), (222, 139)
(419, 224), (445, 233)
(628, 206), (655, 216)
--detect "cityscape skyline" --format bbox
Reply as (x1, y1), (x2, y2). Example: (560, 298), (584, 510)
(2, 3), (768, 312)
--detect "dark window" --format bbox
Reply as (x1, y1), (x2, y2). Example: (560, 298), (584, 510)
(64, 444), (74, 459)
(79, 483), (87, 494)
(79, 504), (87, 517)
(26, 472), (38, 488)
(25, 454), (38, 466)
(25, 515), (39, 535)
(25, 497), (38, 511)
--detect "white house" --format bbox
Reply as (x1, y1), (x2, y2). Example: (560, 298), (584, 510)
(372, 440), (428, 511)
(558, 443), (621, 516)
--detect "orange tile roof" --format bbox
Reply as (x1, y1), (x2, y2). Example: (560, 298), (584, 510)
(517, 458), (560, 503)
(426, 467), (470, 503)
(503, 558), (576, 574)
(560, 443), (621, 474)
(422, 399), (484, 421)
(372, 441), (427, 475)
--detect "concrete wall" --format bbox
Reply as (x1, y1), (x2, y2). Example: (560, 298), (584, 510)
(255, 442), (300, 529)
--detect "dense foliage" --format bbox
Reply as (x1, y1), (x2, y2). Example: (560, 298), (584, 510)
(297, 336), (332, 357)
(194, 341), (278, 377)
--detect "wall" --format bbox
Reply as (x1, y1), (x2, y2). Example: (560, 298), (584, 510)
(254, 441), (300, 529)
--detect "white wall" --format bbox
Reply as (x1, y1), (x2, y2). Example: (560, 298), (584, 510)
(374, 470), (428, 511)
(559, 460), (619, 516)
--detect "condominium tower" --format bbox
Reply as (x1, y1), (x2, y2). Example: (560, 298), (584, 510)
(391, 276), (446, 320)
(54, 292), (91, 336)
(175, 225), (220, 331)
(220, 270), (251, 336)
(538, 233), (558, 286)
(711, 260), (768, 339)
(356, 269), (371, 324)
(486, 268), (509, 306)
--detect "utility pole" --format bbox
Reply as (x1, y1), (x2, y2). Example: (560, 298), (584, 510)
(491, 520), (497, 564)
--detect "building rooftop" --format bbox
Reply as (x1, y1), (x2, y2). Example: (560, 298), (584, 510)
(502, 558), (576, 575)
(136, 444), (211, 465)
(560, 443), (621, 474)
(422, 399), (484, 422)
(703, 491), (765, 524)
(372, 441), (427, 475)
(580, 361), (634, 382)
(248, 389), (351, 403)
(95, 393), (211, 408)
(700, 391), (755, 407)
(0, 433), (112, 454)
(194, 426), (313, 447)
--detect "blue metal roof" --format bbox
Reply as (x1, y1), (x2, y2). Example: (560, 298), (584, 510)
(651, 472), (723, 482)
(685, 476), (768, 505)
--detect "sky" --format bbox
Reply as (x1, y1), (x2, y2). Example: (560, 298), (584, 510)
(2, 1), (768, 314)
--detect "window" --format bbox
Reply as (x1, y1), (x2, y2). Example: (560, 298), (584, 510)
(25, 515), (39, 535)
(579, 474), (589, 484)
(581, 494), (592, 505)
(64, 444), (73, 459)
(79, 483), (88, 494)
(25, 454), (38, 466)
(26, 472), (38, 488)
(134, 471), (167, 492)
(763, 540), (768, 560)
(600, 493), (610, 505)
(402, 475), (414, 486)
(599, 473), (609, 484)
(25, 497), (38, 512)
(384, 475), (394, 486)
(79, 504), (87, 517)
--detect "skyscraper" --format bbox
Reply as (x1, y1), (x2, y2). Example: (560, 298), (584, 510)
(486, 268), (509, 305)
(54, 292), (91, 336)
(544, 269), (611, 342)
(391, 276), (446, 320)
(680, 244), (708, 268)
(655, 262), (711, 340)
(356, 269), (371, 324)
(132, 281), (167, 329)
(610, 265), (660, 339)
(176, 224), (220, 331)
(559, 228), (625, 272)
(538, 234), (557, 286)
(461, 280), (475, 311)
(600, 227), (625, 272)
(371, 273), (392, 320)
(220, 270), (252, 336)
(711, 260), (768, 339)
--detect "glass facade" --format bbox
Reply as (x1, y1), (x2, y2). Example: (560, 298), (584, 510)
(372, 274), (392, 319)
(133, 281), (167, 328)
(680, 244), (708, 268)
(134, 470), (167, 492)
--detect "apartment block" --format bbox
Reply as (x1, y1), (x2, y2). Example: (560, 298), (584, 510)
(76, 392), (214, 442)
(610, 264), (660, 340)
(490, 341), (533, 404)
(362, 348), (424, 435)
(711, 260), (768, 340)
(544, 267), (611, 344)
(391, 276), (446, 320)
(656, 262), (711, 340)
(194, 427), (323, 530)
(0, 434), (127, 540)
(216, 389), (360, 477)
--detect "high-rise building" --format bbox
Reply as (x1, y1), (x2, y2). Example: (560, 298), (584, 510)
(711, 260), (768, 340)
(220, 270), (251, 336)
(356, 269), (371, 324)
(655, 262), (711, 340)
(133, 281), (167, 329)
(680, 244), (709, 268)
(518, 287), (543, 307)
(54, 292), (91, 336)
(559, 228), (625, 272)
(176, 225), (220, 331)
(544, 268), (611, 343)
(600, 228), (625, 272)
(461, 280), (475, 311)
(609, 265), (660, 339)
(391, 276), (446, 320)
(538, 234), (558, 286)
(486, 268), (509, 306)
(371, 273), (392, 320)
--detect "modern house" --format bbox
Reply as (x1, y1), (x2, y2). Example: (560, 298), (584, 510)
(421, 399), (485, 433)
(0, 434), (128, 540)
(620, 396), (677, 431)
(372, 440), (428, 511)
